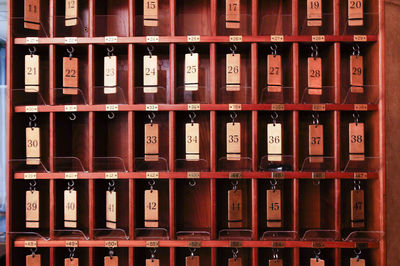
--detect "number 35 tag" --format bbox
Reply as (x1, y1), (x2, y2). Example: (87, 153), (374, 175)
(227, 122), (241, 160)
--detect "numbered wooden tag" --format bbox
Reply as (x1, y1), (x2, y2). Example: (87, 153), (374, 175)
(185, 256), (200, 266)
(64, 189), (77, 228)
(186, 123), (200, 160)
(144, 55), (158, 93)
(307, 0), (322, 26)
(65, 0), (78, 26)
(106, 190), (117, 229)
(267, 189), (282, 227)
(145, 189), (159, 227)
(185, 53), (199, 91)
(308, 57), (322, 95)
(26, 190), (40, 228)
(63, 57), (79, 95)
(309, 124), (324, 163)
(267, 123), (282, 162)
(26, 254), (41, 265)
(348, 0), (363, 26)
(228, 189), (242, 228)
(226, 0), (240, 29)
(350, 55), (364, 93)
(267, 55), (282, 92)
(350, 258), (365, 266)
(104, 55), (117, 94)
(351, 189), (365, 228)
(144, 0), (158, 27)
(269, 259), (283, 266)
(26, 127), (40, 165)
(227, 122), (241, 160)
(65, 258), (79, 266)
(24, 0), (41, 30)
(226, 53), (241, 91)
(104, 256), (119, 266)
(145, 123), (159, 161)
(146, 259), (160, 265)
(25, 54), (40, 93)
(349, 122), (365, 161)
(310, 258), (325, 266)
(228, 258), (242, 266)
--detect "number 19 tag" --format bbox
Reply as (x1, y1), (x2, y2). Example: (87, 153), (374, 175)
(307, 0), (322, 26)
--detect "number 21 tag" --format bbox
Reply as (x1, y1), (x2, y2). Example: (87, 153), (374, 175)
(25, 54), (40, 92)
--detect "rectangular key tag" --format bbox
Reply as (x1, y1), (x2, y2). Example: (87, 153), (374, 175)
(144, 0), (159, 27)
(104, 256), (119, 266)
(186, 123), (200, 161)
(307, 0), (322, 26)
(348, 0), (363, 26)
(145, 189), (159, 227)
(351, 189), (365, 228)
(26, 190), (40, 228)
(26, 254), (41, 266)
(228, 258), (242, 266)
(310, 258), (325, 266)
(226, 0), (240, 29)
(350, 55), (364, 93)
(227, 122), (241, 160)
(226, 53), (241, 91)
(145, 123), (159, 161)
(269, 259), (283, 266)
(63, 57), (79, 95)
(65, 0), (78, 26)
(26, 127), (40, 165)
(228, 189), (242, 228)
(146, 259), (160, 265)
(104, 55), (117, 94)
(309, 124), (324, 163)
(186, 256), (200, 266)
(64, 189), (77, 228)
(144, 55), (158, 93)
(267, 123), (282, 162)
(267, 54), (282, 92)
(349, 122), (365, 161)
(106, 190), (117, 229)
(185, 53), (199, 91)
(65, 258), (79, 266)
(267, 189), (282, 227)
(308, 57), (322, 95)
(350, 258), (365, 266)
(25, 54), (40, 92)
(25, 0), (41, 30)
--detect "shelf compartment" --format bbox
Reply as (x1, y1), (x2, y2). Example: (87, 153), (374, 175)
(258, 0), (292, 36)
(340, 0), (379, 36)
(95, 0), (129, 37)
(176, 0), (211, 36)
(55, 0), (89, 37)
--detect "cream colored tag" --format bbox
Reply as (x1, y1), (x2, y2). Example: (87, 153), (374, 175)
(25, 54), (40, 92)
(144, 0), (158, 26)
(310, 258), (325, 265)
(145, 189), (159, 227)
(106, 190), (117, 229)
(226, 0), (240, 29)
(351, 189), (365, 228)
(65, 0), (78, 26)
(65, 258), (79, 266)
(349, 122), (364, 161)
(146, 259), (160, 265)
(26, 254), (41, 265)
(145, 123), (159, 161)
(267, 54), (282, 92)
(144, 55), (158, 93)
(267, 189), (282, 227)
(26, 190), (40, 228)
(307, 0), (322, 26)
(185, 53), (199, 91)
(186, 123), (200, 160)
(26, 127), (40, 165)
(348, 0), (363, 26)
(228, 258), (242, 266)
(186, 256), (200, 266)
(269, 259), (283, 266)
(350, 55), (363, 93)
(63, 57), (79, 95)
(64, 189), (77, 228)
(104, 256), (119, 266)
(308, 57), (322, 95)
(24, 0), (41, 30)
(228, 189), (242, 228)
(267, 123), (282, 161)
(104, 55), (117, 94)
(350, 258), (365, 266)
(226, 53), (241, 91)
(227, 122), (241, 160)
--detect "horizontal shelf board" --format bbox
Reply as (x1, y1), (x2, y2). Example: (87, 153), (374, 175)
(14, 171), (378, 179)
(15, 35), (378, 45)
(14, 104), (378, 113)
(13, 239), (379, 249)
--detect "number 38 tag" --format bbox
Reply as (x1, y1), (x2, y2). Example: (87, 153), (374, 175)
(349, 122), (364, 161)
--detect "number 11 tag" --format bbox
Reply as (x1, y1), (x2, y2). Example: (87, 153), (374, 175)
(186, 123), (200, 160)
(144, 189), (159, 228)
(185, 53), (199, 91)
(144, 55), (158, 93)
(226, 53), (241, 91)
(24, 0), (41, 30)
(26, 254), (41, 265)
(104, 55), (117, 94)
(26, 127), (40, 165)
(349, 122), (364, 161)
(267, 123), (282, 162)
(308, 57), (322, 95)
(25, 54), (40, 92)
(26, 190), (40, 228)
(145, 123), (159, 161)
(309, 124), (324, 163)
(64, 189), (77, 228)
(227, 122), (241, 160)
(106, 190), (117, 229)
(228, 189), (242, 228)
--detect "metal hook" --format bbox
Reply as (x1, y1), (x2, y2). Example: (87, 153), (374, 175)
(28, 114), (38, 128)
(354, 248), (362, 261)
(189, 179), (196, 187)
(150, 248), (157, 261)
(148, 179), (156, 192)
(314, 248), (321, 262)
(230, 111), (238, 125)
(147, 45), (154, 58)
(312, 112), (320, 126)
(108, 247), (114, 259)
(270, 179), (278, 192)
(29, 46), (37, 57)
(232, 248), (239, 260)
(108, 180), (116, 192)
(188, 45), (196, 56)
(67, 46), (75, 59)
(230, 44), (237, 55)
(30, 248), (38, 257)
(69, 247), (76, 261)
(271, 112), (278, 126)
(353, 112), (360, 125)
(108, 112), (115, 120)
(189, 112), (196, 125)
(353, 180), (361, 191)
(189, 248), (196, 257)
(67, 180), (75, 191)
(231, 180), (239, 192)
(352, 43), (361, 57)
(311, 44), (319, 59)
(148, 112), (156, 126)
(107, 46), (114, 57)
(270, 44), (278, 56)
(29, 180), (37, 192)
(272, 248), (279, 260)
(313, 179), (320, 186)
(69, 113), (77, 121)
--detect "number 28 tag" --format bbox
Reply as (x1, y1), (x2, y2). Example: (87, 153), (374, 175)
(308, 57), (322, 95)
